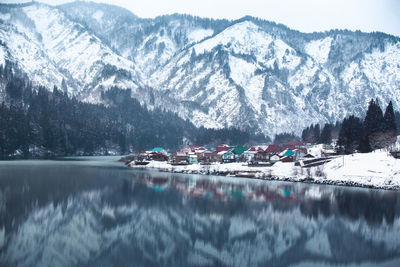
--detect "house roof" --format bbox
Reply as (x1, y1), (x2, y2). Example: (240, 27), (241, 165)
(265, 144), (281, 153)
(281, 148), (295, 157)
(150, 152), (167, 157)
(215, 146), (230, 152)
(152, 147), (165, 152)
(282, 144), (296, 151)
(232, 146), (248, 154)
(247, 146), (256, 152)
(190, 146), (205, 151)
(205, 152), (219, 156)
(281, 155), (293, 161)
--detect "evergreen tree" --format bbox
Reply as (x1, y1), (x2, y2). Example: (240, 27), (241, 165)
(320, 123), (332, 145)
(358, 127), (372, 153)
(383, 101), (396, 132)
(301, 127), (308, 142)
(337, 115), (362, 154)
(313, 124), (321, 143)
(363, 98), (384, 135)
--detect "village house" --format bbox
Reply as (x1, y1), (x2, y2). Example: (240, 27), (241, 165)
(221, 151), (235, 163)
(279, 148), (295, 163)
(171, 152), (188, 164)
(265, 144), (282, 155)
(281, 155), (294, 162)
(152, 147), (168, 155)
(254, 149), (269, 162)
(215, 146), (230, 152)
(204, 152), (220, 163)
(148, 152), (168, 161)
(188, 154), (198, 164)
(231, 146), (248, 162)
(244, 146), (257, 161)
(269, 154), (280, 163)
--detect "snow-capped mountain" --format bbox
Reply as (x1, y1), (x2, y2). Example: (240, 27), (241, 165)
(0, 2), (145, 103)
(1, 1), (400, 138)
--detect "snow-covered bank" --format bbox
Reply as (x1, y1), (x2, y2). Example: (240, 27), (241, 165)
(129, 151), (400, 190)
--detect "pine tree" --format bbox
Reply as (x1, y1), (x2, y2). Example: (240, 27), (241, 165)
(337, 116), (362, 154)
(364, 99), (384, 135)
(359, 127), (372, 153)
(313, 124), (320, 143)
(320, 123), (332, 144)
(383, 101), (396, 132)
(337, 118), (347, 154)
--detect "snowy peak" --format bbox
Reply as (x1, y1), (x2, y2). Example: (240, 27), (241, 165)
(0, 2), (141, 102)
(1, 2), (400, 138)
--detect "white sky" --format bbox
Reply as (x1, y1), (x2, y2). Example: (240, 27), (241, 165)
(4, 0), (400, 36)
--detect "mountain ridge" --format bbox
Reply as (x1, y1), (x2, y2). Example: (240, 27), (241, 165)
(1, 1), (399, 138)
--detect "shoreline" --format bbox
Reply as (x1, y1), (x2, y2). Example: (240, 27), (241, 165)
(129, 151), (400, 191)
(134, 165), (400, 191)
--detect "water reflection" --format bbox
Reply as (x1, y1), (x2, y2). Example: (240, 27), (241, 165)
(0, 160), (400, 267)
(130, 173), (399, 226)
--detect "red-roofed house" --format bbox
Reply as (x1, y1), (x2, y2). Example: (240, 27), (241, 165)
(215, 146), (230, 152)
(254, 151), (269, 162)
(265, 144), (282, 154)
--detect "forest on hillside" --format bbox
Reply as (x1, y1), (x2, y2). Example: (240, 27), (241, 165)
(0, 63), (264, 159)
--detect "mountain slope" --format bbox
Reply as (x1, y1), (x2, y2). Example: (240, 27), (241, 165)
(2, 2), (400, 138)
(0, 2), (142, 103)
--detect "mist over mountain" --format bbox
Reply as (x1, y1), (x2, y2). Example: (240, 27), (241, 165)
(1, 1), (399, 138)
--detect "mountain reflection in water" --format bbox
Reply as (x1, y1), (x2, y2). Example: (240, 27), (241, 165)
(0, 159), (399, 267)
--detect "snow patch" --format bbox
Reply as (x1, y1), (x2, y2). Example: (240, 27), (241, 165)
(188, 28), (214, 43)
(193, 21), (274, 57)
(305, 37), (332, 64)
(92, 10), (103, 21)
(229, 55), (264, 112)
(190, 110), (223, 129)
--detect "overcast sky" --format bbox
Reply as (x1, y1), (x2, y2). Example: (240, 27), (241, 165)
(5, 0), (400, 36)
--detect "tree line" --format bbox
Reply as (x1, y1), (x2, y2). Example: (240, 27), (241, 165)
(0, 63), (256, 159)
(337, 99), (397, 154)
(299, 99), (398, 154)
(301, 122), (342, 145)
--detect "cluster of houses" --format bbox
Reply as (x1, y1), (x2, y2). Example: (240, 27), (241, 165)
(135, 141), (336, 166)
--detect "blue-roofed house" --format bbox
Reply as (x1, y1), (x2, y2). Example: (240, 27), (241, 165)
(152, 147), (167, 155)
(280, 148), (294, 157)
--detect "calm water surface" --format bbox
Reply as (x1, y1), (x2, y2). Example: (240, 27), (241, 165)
(0, 157), (400, 267)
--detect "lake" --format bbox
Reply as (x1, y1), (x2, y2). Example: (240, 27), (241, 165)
(0, 157), (400, 267)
